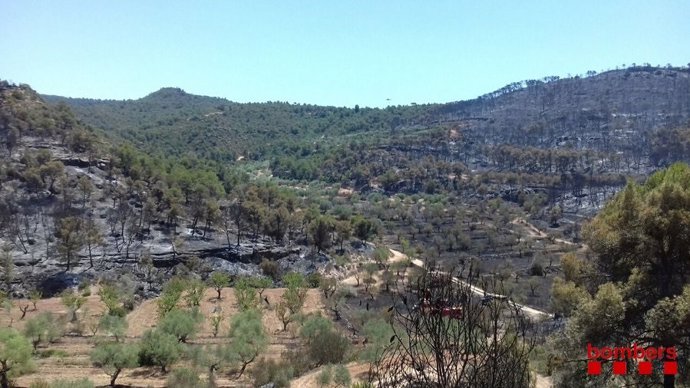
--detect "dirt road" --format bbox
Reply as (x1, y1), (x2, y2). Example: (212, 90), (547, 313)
(389, 249), (553, 320)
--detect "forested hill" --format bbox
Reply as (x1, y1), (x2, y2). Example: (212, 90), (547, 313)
(44, 66), (690, 169)
(42, 87), (435, 162)
(41, 66), (690, 203)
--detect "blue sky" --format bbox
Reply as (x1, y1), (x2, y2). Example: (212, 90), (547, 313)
(1, 1), (688, 107)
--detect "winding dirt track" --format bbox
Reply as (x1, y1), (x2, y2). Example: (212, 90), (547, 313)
(389, 249), (553, 320)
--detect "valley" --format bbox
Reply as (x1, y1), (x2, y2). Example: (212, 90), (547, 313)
(1, 65), (690, 387)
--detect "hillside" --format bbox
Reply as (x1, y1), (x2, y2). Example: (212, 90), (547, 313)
(3, 68), (690, 387)
(43, 88), (433, 162)
(45, 67), (690, 213)
(0, 81), (341, 299)
(45, 66), (690, 167)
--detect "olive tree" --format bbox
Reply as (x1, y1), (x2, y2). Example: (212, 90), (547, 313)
(228, 309), (268, 377)
(0, 328), (33, 388)
(90, 342), (139, 387)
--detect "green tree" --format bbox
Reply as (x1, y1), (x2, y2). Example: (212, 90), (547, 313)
(90, 342), (139, 387)
(0, 328), (33, 388)
(228, 309), (268, 377)
(189, 344), (233, 384)
(38, 160), (64, 193)
(250, 276), (272, 300)
(54, 217), (84, 270)
(300, 314), (333, 344)
(38, 378), (94, 388)
(77, 175), (94, 208)
(309, 216), (333, 253)
(208, 271), (230, 300)
(98, 315), (128, 342)
(29, 290), (41, 311)
(352, 216), (376, 242)
(275, 301), (293, 332)
(158, 308), (202, 343)
(83, 218), (103, 268)
(156, 277), (187, 318)
(334, 220), (352, 252)
(23, 312), (63, 350)
(60, 290), (86, 323)
(139, 329), (182, 373)
(234, 277), (258, 311)
(550, 277), (589, 317)
(282, 272), (307, 315)
(0, 249), (13, 292)
(184, 278), (206, 307)
(4, 127), (18, 158)
(372, 246), (391, 267)
(552, 164), (690, 387)
(560, 252), (585, 284)
(98, 284), (126, 317)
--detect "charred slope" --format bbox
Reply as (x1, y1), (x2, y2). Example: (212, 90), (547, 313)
(0, 82), (331, 297)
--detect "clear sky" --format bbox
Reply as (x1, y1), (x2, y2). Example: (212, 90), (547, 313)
(1, 1), (689, 108)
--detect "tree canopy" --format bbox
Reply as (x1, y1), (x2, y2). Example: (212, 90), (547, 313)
(551, 163), (690, 386)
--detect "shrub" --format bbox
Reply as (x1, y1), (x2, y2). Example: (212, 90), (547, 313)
(306, 272), (322, 288)
(166, 368), (204, 388)
(529, 261), (545, 277)
(308, 329), (350, 366)
(350, 382), (374, 388)
(333, 364), (351, 387)
(317, 364), (332, 387)
(300, 314), (333, 344)
(139, 329), (182, 373)
(158, 308), (202, 343)
(260, 259), (279, 280)
(250, 358), (294, 388)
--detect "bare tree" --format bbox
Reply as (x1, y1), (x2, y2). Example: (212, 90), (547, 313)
(374, 266), (535, 388)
